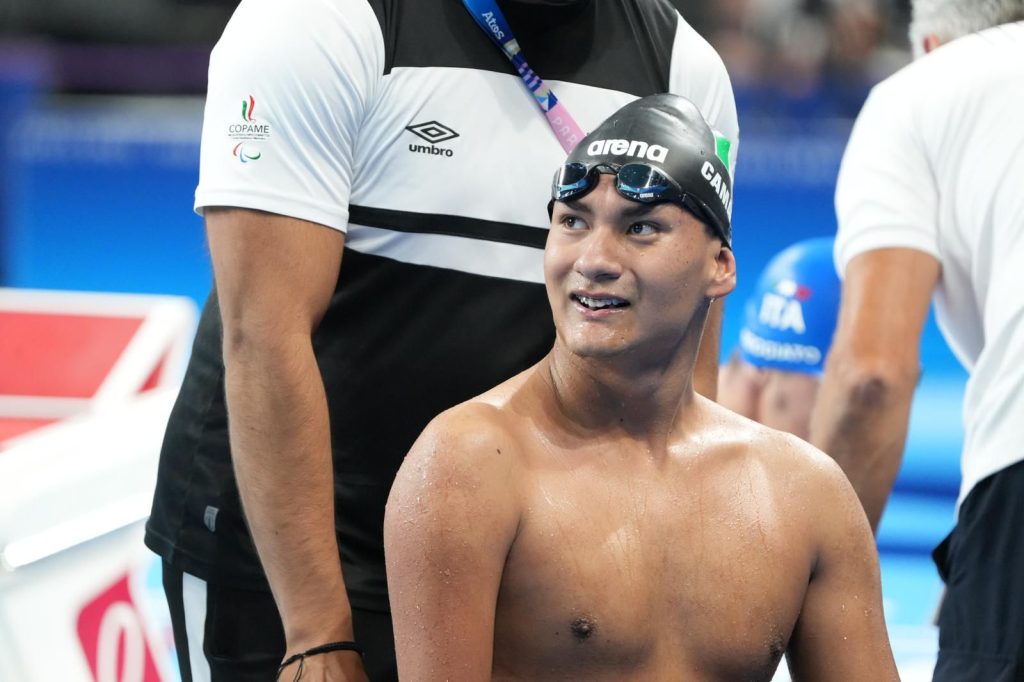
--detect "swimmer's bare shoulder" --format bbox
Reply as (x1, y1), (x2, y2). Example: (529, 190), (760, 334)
(384, 394), (528, 680)
(705, 400), (900, 680)
(703, 395), (863, 509)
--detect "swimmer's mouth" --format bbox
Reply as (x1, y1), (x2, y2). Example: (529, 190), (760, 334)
(571, 293), (629, 310)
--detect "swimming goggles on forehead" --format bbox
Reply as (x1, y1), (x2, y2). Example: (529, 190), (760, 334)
(550, 162), (729, 245)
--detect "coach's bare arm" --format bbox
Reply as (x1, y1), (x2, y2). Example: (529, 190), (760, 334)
(384, 405), (521, 680)
(206, 207), (366, 680)
(783, 435), (900, 680)
(810, 248), (939, 530)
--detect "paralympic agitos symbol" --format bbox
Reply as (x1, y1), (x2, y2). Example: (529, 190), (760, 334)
(233, 142), (262, 163)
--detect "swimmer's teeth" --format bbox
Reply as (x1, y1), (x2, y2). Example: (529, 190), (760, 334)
(577, 295), (625, 309)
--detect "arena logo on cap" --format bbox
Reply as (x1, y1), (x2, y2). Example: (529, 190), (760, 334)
(586, 139), (668, 163)
(758, 279), (809, 333)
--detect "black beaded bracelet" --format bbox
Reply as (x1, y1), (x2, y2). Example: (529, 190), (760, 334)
(276, 640), (365, 681)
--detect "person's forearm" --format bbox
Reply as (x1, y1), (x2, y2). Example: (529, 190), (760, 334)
(809, 356), (917, 531)
(224, 332), (353, 651)
(694, 297), (724, 400)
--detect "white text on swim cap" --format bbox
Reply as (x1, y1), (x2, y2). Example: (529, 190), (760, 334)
(740, 329), (821, 366)
(701, 161), (731, 210)
(586, 139), (668, 163)
(759, 292), (806, 334)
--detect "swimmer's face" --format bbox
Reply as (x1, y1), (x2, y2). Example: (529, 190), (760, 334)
(545, 174), (736, 359)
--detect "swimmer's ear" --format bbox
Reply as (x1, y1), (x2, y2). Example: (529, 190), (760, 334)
(706, 244), (736, 300)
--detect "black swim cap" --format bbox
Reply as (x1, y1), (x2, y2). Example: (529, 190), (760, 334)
(556, 94), (733, 246)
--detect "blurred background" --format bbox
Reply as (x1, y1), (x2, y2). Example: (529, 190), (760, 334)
(0, 0), (964, 680)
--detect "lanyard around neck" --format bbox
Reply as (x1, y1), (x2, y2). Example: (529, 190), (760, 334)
(462, 0), (586, 153)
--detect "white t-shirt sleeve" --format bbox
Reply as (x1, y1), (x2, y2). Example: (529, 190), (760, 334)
(194, 0), (385, 232)
(668, 13), (740, 176)
(834, 76), (940, 275)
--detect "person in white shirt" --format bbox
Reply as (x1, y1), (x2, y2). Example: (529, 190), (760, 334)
(810, 1), (1024, 679)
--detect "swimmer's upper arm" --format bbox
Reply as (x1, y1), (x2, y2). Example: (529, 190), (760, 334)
(385, 406), (522, 680)
(785, 445), (898, 681)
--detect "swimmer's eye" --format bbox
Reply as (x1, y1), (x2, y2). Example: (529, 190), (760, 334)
(627, 221), (658, 236)
(561, 215), (587, 231)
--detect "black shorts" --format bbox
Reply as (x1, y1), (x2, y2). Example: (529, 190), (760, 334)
(162, 562), (397, 681)
(932, 458), (1024, 682)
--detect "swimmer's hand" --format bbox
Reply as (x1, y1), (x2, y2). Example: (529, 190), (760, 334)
(276, 649), (368, 682)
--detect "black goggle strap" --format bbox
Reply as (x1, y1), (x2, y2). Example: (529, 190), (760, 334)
(681, 195), (729, 246)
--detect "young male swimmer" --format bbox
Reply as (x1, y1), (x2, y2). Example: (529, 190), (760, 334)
(384, 94), (897, 681)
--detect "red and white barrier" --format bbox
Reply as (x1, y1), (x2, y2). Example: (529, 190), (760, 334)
(0, 288), (197, 682)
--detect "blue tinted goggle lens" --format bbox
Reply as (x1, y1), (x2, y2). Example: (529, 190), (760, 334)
(615, 163), (674, 201)
(551, 162), (592, 201)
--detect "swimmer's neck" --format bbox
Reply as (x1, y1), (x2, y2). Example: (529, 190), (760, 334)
(542, 343), (701, 443)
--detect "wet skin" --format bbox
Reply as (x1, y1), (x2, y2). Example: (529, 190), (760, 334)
(385, 179), (897, 681)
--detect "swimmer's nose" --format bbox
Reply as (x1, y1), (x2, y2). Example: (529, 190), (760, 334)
(573, 227), (623, 283)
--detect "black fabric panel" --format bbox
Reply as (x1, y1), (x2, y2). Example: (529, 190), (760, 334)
(349, 204), (548, 249)
(365, 0), (399, 75)
(932, 459), (1024, 681)
(204, 582), (285, 681)
(374, 0), (678, 96)
(317, 249), (553, 608)
(148, 252), (554, 606)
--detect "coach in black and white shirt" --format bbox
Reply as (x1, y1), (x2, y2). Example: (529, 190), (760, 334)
(145, 0), (739, 679)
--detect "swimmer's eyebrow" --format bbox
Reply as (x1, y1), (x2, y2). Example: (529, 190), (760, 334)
(560, 198), (658, 220)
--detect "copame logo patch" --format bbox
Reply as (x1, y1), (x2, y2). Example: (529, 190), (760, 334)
(586, 139), (668, 163)
(227, 94), (270, 160)
(228, 95), (271, 140)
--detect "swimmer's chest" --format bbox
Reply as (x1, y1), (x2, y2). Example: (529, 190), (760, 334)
(492, 469), (812, 679)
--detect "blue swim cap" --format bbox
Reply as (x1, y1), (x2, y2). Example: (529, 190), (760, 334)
(739, 237), (840, 375)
